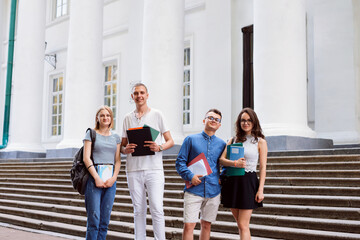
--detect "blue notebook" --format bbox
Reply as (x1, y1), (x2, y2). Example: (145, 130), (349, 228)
(96, 164), (114, 182)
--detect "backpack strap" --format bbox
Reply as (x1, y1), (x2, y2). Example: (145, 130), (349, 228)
(231, 136), (235, 144)
(86, 128), (96, 162)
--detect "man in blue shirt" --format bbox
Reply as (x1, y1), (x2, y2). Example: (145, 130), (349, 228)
(176, 109), (226, 240)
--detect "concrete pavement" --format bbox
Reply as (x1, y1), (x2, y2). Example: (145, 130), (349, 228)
(0, 223), (82, 240)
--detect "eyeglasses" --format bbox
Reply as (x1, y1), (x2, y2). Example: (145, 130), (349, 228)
(206, 116), (221, 123)
(240, 119), (253, 124)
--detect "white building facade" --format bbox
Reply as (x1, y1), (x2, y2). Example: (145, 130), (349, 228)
(0, 0), (359, 157)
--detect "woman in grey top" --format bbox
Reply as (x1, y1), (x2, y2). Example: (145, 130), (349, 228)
(83, 106), (121, 240)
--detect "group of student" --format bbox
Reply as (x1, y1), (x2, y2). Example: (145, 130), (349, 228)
(82, 82), (268, 240)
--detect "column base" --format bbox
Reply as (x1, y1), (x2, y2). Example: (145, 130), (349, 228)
(317, 130), (360, 145)
(263, 123), (316, 138)
(163, 144), (181, 155)
(170, 131), (185, 146)
(0, 151), (46, 159)
(266, 135), (333, 151)
(56, 139), (83, 150)
(46, 148), (79, 158)
(1, 143), (46, 159)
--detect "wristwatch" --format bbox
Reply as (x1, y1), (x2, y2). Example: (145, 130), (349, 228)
(159, 145), (164, 152)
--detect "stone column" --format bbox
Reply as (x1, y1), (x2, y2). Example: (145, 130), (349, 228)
(5, 0), (46, 154)
(141, 0), (185, 144)
(57, 0), (103, 149)
(253, 0), (315, 137)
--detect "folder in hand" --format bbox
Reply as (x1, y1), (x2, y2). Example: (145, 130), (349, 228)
(126, 127), (155, 156)
(226, 143), (245, 176)
(185, 152), (212, 188)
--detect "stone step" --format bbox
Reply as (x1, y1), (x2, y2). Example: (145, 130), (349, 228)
(0, 167), (359, 180)
(264, 194), (360, 207)
(1, 199), (360, 239)
(249, 223), (360, 240)
(0, 195), (359, 234)
(1, 160), (360, 171)
(265, 169), (360, 178)
(1, 176), (357, 190)
(1, 154), (359, 240)
(1, 184), (359, 208)
(2, 163), (360, 174)
(127, 169), (360, 178)
(0, 212), (276, 240)
(266, 161), (360, 170)
(1, 190), (359, 221)
(267, 154), (360, 163)
(1, 153), (359, 166)
(256, 204), (360, 220)
(265, 177), (360, 187)
(0, 205), (242, 239)
(0, 205), (359, 240)
(0, 164), (71, 170)
(0, 213), (144, 240)
(268, 148), (360, 157)
(1, 180), (359, 197)
(1, 174), (359, 190)
(250, 214), (360, 234)
(0, 181), (185, 198)
(264, 185), (360, 196)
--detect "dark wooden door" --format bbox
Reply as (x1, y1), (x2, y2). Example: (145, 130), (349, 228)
(242, 25), (254, 109)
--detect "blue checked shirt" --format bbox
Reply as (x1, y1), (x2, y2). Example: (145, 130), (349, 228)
(176, 131), (226, 198)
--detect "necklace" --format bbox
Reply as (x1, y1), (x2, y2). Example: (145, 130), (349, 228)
(134, 107), (150, 123)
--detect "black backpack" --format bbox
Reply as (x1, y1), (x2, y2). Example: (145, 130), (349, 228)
(70, 128), (96, 195)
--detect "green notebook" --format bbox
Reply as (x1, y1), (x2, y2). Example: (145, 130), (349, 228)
(226, 142), (245, 176)
(143, 124), (160, 141)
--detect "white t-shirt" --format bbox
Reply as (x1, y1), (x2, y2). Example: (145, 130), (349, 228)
(122, 108), (169, 172)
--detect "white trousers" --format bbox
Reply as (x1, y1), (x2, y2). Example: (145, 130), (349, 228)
(126, 169), (165, 240)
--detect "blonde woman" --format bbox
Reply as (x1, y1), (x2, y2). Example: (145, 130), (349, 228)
(83, 106), (121, 240)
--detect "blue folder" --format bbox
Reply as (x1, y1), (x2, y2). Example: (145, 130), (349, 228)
(226, 143), (245, 176)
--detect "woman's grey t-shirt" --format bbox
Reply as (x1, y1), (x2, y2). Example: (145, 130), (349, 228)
(83, 131), (121, 165)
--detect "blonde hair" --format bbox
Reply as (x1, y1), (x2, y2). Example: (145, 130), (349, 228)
(95, 105), (114, 130)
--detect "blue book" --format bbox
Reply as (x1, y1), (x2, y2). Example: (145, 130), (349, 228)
(226, 144), (245, 176)
(96, 164), (114, 182)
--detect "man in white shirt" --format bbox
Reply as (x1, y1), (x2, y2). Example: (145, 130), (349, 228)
(120, 83), (174, 240)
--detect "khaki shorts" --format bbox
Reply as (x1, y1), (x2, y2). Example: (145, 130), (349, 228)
(183, 192), (220, 223)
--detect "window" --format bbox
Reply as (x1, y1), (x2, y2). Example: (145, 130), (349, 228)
(55, 0), (68, 19)
(51, 75), (63, 136)
(104, 63), (118, 129)
(183, 43), (192, 125)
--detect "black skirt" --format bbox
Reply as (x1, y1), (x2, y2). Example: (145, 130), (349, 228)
(221, 172), (263, 209)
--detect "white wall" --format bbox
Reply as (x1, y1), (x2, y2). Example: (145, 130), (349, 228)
(111, 0), (144, 133)
(307, 0), (360, 144)
(353, 0), (360, 139)
(103, 0), (130, 132)
(230, 0), (253, 135)
(0, 0), (6, 142)
(42, 2), (70, 149)
(184, 0), (232, 141)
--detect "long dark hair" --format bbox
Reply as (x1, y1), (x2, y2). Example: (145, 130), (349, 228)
(235, 108), (264, 143)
